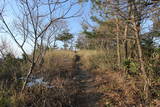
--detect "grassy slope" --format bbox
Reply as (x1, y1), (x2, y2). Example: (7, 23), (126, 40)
(1, 50), (159, 106)
(76, 50), (160, 107)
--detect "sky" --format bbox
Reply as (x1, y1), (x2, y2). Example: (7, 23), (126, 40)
(0, 0), (156, 57)
(0, 0), (91, 57)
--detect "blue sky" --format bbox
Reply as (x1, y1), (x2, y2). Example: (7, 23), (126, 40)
(0, 0), (91, 56)
(0, 0), (156, 57)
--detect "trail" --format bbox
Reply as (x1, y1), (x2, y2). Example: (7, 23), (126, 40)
(73, 54), (103, 107)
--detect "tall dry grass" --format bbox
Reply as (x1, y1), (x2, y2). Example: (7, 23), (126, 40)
(42, 50), (75, 77)
(76, 49), (157, 106)
(5, 50), (78, 107)
(77, 49), (117, 71)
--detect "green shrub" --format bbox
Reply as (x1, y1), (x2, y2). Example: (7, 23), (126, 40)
(123, 59), (139, 75)
(0, 91), (12, 107)
(0, 97), (11, 107)
(0, 53), (24, 89)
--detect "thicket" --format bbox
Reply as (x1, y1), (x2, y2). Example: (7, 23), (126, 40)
(76, 0), (160, 106)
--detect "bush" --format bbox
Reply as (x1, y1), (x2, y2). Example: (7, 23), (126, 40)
(123, 59), (139, 75)
(0, 97), (11, 107)
(0, 90), (12, 107)
(0, 53), (23, 89)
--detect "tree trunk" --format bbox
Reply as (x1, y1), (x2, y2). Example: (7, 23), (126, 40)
(21, 63), (35, 92)
(129, 0), (149, 102)
(116, 18), (121, 67)
(124, 24), (128, 60)
(133, 20), (149, 102)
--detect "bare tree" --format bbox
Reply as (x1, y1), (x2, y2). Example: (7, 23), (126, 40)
(0, 0), (82, 91)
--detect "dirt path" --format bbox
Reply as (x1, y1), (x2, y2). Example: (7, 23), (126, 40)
(73, 54), (103, 107)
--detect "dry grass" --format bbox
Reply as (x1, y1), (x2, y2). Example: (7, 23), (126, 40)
(96, 71), (145, 106)
(76, 50), (154, 106)
(77, 49), (116, 71)
(77, 50), (100, 70)
(43, 50), (75, 75)
(2, 49), (159, 107)
(10, 50), (78, 107)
